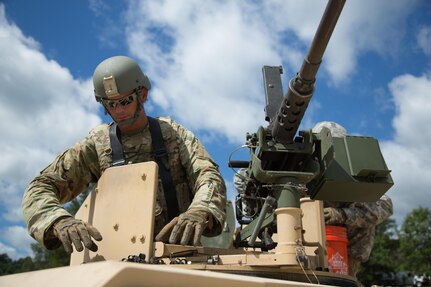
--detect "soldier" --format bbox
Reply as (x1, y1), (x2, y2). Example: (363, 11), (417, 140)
(233, 121), (393, 279)
(312, 121), (393, 278)
(22, 56), (227, 254)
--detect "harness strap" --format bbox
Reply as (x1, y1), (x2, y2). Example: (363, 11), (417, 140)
(109, 123), (125, 166)
(108, 118), (180, 221)
(148, 117), (180, 221)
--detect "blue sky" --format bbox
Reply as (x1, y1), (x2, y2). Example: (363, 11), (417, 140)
(0, 0), (430, 259)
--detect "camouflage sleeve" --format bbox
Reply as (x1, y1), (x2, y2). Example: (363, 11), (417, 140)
(174, 121), (227, 227)
(233, 168), (248, 193)
(342, 194), (393, 228)
(21, 137), (101, 249)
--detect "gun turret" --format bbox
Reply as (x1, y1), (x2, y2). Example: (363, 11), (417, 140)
(231, 0), (393, 254)
(267, 0), (345, 143)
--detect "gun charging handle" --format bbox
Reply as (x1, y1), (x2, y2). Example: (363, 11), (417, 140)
(248, 196), (277, 246)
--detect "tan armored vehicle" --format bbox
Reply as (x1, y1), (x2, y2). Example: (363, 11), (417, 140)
(1, 156), (392, 287)
(0, 0), (393, 286)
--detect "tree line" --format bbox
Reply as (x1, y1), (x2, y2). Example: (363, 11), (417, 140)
(358, 207), (431, 286)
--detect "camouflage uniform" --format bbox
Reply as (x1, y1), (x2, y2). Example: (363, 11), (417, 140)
(312, 121), (394, 276)
(22, 116), (226, 249)
(324, 196), (393, 276)
(233, 169), (393, 277)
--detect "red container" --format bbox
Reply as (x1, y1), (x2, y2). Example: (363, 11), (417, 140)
(326, 225), (349, 275)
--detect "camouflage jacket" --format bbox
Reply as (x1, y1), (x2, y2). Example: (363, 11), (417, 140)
(325, 195), (393, 263)
(22, 116), (226, 249)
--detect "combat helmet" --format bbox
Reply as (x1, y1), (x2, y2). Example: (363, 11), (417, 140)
(93, 56), (151, 101)
(312, 121), (347, 138)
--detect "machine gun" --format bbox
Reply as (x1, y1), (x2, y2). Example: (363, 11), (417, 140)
(229, 0), (393, 252)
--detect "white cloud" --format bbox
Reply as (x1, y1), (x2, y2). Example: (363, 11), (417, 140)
(417, 26), (431, 57)
(390, 74), (431, 148)
(263, 0), (418, 84)
(381, 73), (431, 224)
(125, 1), (276, 143)
(0, 242), (16, 258)
(123, 0), (418, 144)
(330, 0), (417, 74)
(0, 4), (101, 258)
(0, 226), (35, 259)
(1, 226), (34, 256)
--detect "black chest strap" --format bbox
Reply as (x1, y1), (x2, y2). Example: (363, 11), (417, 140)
(109, 118), (180, 221)
(109, 123), (125, 167)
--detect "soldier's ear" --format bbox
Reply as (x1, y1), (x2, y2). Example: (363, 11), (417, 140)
(141, 89), (148, 103)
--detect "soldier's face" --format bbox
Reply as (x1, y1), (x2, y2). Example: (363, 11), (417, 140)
(104, 90), (139, 122)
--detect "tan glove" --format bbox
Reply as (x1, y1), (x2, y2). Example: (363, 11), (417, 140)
(324, 207), (347, 225)
(155, 209), (211, 246)
(53, 217), (102, 254)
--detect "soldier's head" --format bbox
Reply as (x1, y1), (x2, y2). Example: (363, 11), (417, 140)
(93, 56), (151, 126)
(312, 121), (347, 138)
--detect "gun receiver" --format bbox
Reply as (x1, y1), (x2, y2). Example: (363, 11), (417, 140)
(268, 0), (345, 143)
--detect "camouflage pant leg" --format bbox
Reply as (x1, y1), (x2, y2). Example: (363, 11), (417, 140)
(348, 258), (365, 287)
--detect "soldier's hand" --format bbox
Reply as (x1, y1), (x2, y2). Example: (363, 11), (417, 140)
(155, 209), (210, 246)
(53, 217), (103, 254)
(324, 207), (347, 225)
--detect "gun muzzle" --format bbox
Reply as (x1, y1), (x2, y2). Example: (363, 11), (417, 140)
(271, 0), (345, 143)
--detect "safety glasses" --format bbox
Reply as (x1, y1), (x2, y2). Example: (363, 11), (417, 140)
(103, 93), (136, 109)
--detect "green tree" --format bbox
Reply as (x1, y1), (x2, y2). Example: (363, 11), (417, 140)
(399, 207), (431, 274)
(0, 253), (13, 275)
(0, 253), (37, 275)
(13, 256), (36, 274)
(357, 218), (400, 286)
(31, 243), (69, 270)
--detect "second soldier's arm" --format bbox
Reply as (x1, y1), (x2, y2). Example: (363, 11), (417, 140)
(327, 194), (393, 228)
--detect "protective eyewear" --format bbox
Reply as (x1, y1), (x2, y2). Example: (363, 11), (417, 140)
(103, 93), (136, 109)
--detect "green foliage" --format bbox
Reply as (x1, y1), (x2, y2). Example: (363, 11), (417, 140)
(358, 207), (431, 286)
(0, 253), (13, 275)
(0, 245), (70, 275)
(0, 253), (36, 275)
(357, 218), (400, 285)
(399, 207), (431, 274)
(30, 243), (70, 270)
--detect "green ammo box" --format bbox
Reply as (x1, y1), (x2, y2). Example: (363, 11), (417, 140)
(310, 136), (394, 202)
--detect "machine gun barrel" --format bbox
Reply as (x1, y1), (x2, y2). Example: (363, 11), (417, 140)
(271, 0), (345, 143)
